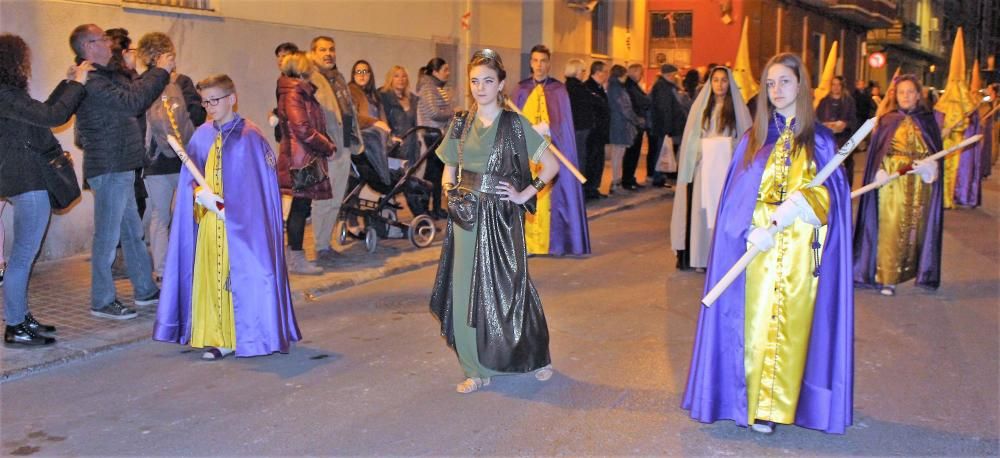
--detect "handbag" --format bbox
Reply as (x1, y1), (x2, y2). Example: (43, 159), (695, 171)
(655, 135), (678, 173)
(35, 142), (81, 210)
(446, 112), (478, 231)
(289, 156), (328, 192)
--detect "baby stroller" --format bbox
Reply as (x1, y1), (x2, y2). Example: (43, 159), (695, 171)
(336, 126), (442, 252)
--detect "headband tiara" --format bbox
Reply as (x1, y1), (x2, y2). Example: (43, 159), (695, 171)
(473, 48), (498, 60)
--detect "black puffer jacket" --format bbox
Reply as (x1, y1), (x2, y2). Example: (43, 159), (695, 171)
(0, 80), (86, 198)
(74, 64), (169, 179)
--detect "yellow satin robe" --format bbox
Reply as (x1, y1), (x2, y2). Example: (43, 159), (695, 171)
(189, 133), (236, 350)
(745, 117), (830, 426)
(942, 118), (968, 209)
(522, 84), (552, 254)
(876, 116), (931, 286)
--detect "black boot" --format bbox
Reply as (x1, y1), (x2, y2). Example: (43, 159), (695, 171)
(24, 313), (56, 333)
(4, 323), (56, 347)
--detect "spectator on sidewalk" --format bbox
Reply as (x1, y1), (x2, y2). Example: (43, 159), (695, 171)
(621, 63), (651, 191)
(417, 57), (456, 220)
(307, 35), (364, 268)
(277, 51), (335, 275)
(582, 60), (610, 200)
(816, 76), (858, 186)
(349, 60), (390, 131)
(565, 59), (597, 192)
(138, 32), (206, 283)
(154, 74), (301, 360)
(105, 28), (148, 220)
(379, 65), (420, 163)
(649, 63), (687, 187)
(1, 33), (91, 346)
(269, 42), (299, 143)
(70, 23), (172, 320)
(606, 64), (640, 194)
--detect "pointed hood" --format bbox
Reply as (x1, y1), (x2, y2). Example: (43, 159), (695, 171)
(970, 58), (982, 94)
(936, 27), (977, 130)
(813, 41), (839, 107)
(733, 16), (758, 104)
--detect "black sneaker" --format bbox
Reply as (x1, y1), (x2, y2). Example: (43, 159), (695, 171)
(4, 323), (56, 347)
(135, 289), (160, 306)
(91, 300), (138, 320)
(24, 312), (56, 333)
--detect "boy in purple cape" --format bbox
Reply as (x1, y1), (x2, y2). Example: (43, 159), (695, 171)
(153, 74), (301, 360)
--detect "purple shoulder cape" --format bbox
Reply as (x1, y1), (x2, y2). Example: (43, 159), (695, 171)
(153, 115), (301, 356)
(682, 121), (854, 434)
(514, 77), (591, 256)
(853, 110), (944, 289)
(953, 111), (984, 207)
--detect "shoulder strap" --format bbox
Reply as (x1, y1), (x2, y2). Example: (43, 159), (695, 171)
(452, 110), (473, 186)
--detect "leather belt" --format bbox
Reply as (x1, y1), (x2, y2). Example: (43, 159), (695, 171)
(459, 170), (504, 195)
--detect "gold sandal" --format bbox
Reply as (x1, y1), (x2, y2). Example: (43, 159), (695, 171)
(456, 377), (491, 394)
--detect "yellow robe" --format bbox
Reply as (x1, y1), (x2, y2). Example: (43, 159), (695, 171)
(876, 116), (931, 286)
(189, 133), (236, 350)
(522, 84), (552, 254)
(942, 126), (966, 209)
(745, 118), (830, 425)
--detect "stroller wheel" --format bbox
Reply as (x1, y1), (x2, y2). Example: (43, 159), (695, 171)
(365, 226), (378, 253)
(408, 214), (437, 248)
(336, 221), (349, 245)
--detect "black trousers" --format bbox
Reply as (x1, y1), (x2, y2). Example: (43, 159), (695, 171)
(422, 130), (445, 212)
(647, 132), (664, 180)
(583, 131), (606, 195)
(622, 129), (646, 186)
(286, 197), (311, 251)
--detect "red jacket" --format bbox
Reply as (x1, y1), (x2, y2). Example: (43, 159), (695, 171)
(276, 75), (336, 199)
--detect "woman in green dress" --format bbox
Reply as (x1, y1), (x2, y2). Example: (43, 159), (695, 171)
(429, 49), (561, 393)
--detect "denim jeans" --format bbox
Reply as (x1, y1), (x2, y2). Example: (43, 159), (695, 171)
(89, 171), (158, 308)
(2, 191), (49, 326)
(143, 173), (178, 277)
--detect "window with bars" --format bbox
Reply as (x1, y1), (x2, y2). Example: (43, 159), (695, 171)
(123, 0), (213, 11)
(591, 1), (610, 56)
(648, 11), (693, 69)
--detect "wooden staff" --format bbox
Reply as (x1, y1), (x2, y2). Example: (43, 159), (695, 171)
(505, 100), (587, 184)
(701, 118), (876, 307)
(849, 134), (984, 199)
(166, 135), (225, 212)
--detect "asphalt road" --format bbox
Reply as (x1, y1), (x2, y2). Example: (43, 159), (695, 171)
(1, 189), (997, 456)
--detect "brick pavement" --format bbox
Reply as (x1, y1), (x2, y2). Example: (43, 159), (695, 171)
(0, 183), (664, 381)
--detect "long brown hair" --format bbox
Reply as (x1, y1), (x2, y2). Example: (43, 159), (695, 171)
(0, 33), (30, 90)
(702, 67), (736, 135)
(745, 53), (816, 166)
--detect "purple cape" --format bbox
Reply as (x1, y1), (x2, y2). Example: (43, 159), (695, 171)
(514, 77), (591, 256)
(853, 109), (944, 289)
(153, 115), (301, 356)
(954, 112), (984, 207)
(682, 120), (854, 434)
(981, 111), (994, 179)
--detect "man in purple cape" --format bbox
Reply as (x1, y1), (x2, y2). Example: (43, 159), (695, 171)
(953, 112), (984, 207)
(513, 45), (590, 256)
(682, 127), (854, 434)
(153, 110), (301, 357)
(854, 107), (944, 289)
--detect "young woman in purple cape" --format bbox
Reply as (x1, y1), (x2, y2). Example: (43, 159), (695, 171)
(682, 53), (854, 435)
(853, 75), (943, 296)
(153, 74), (301, 360)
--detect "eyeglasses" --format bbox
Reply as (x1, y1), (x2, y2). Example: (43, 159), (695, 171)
(201, 94), (232, 107)
(125, 47), (137, 53)
(354, 69), (371, 75)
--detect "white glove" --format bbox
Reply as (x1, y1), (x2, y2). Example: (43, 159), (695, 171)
(268, 113), (280, 128)
(770, 191), (821, 229)
(911, 159), (938, 184)
(195, 188), (226, 221)
(873, 169), (892, 187)
(747, 226), (775, 252)
(532, 121), (550, 137)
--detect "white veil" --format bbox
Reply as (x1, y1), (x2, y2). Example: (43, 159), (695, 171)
(675, 66), (752, 184)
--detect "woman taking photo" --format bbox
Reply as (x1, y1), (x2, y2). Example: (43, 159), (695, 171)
(0, 33), (91, 346)
(417, 57), (455, 219)
(276, 51), (336, 275)
(853, 75), (942, 296)
(429, 49), (558, 394)
(682, 53), (854, 435)
(671, 66), (751, 271)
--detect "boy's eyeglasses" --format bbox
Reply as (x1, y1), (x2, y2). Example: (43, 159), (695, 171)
(354, 69), (371, 75)
(201, 94), (232, 107)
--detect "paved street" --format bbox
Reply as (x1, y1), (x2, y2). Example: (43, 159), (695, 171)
(1, 178), (998, 456)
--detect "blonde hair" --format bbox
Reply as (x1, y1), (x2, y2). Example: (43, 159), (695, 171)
(745, 53), (816, 166)
(280, 51), (313, 78)
(564, 58), (586, 79)
(137, 32), (174, 69)
(380, 65), (410, 97)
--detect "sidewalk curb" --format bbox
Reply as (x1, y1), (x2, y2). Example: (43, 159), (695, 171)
(1, 190), (665, 382)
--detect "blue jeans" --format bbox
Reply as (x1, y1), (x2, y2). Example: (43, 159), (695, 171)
(2, 191), (50, 326)
(89, 171), (158, 308)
